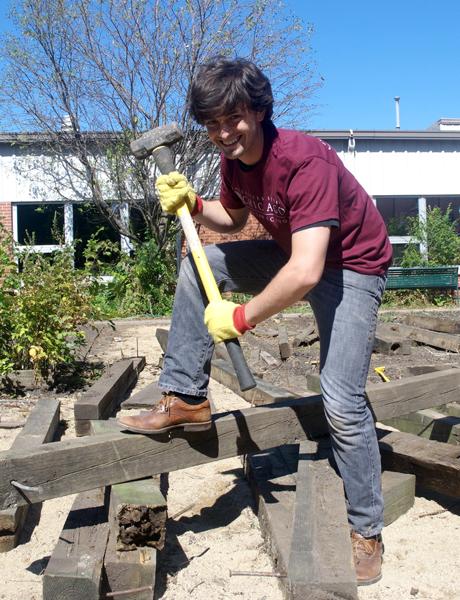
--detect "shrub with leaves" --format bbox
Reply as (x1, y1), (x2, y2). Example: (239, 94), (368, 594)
(401, 205), (460, 267)
(84, 234), (176, 318)
(0, 226), (94, 381)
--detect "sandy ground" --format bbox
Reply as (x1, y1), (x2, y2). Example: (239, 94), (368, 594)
(0, 318), (459, 600)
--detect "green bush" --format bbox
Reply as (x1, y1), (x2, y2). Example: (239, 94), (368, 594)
(83, 234), (176, 318)
(0, 224), (93, 381)
(401, 205), (460, 267)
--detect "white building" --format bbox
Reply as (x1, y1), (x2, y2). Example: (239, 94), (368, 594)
(1, 119), (460, 265)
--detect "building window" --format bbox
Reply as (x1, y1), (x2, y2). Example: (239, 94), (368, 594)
(425, 196), (460, 233)
(73, 203), (120, 268)
(16, 203), (64, 245)
(374, 197), (419, 235)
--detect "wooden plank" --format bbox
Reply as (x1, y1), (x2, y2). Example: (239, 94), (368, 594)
(245, 446), (298, 585)
(402, 314), (460, 335)
(373, 325), (412, 355)
(382, 408), (460, 445)
(109, 481), (167, 551)
(74, 358), (135, 420)
(378, 322), (460, 353)
(75, 357), (145, 436)
(382, 471), (415, 527)
(0, 397), (60, 552)
(287, 441), (357, 600)
(42, 488), (109, 600)
(0, 399), (325, 509)
(246, 444), (414, 600)
(378, 428), (460, 497)
(104, 530), (156, 600)
(366, 368), (460, 420)
(121, 380), (163, 409)
(278, 325), (292, 360)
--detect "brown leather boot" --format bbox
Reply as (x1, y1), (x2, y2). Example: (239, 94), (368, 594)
(351, 530), (383, 586)
(117, 393), (212, 434)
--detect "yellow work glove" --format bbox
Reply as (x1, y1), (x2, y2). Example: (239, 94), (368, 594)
(155, 171), (197, 215)
(204, 300), (254, 344)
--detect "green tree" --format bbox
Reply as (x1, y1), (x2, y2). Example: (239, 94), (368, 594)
(0, 0), (321, 252)
(401, 205), (460, 267)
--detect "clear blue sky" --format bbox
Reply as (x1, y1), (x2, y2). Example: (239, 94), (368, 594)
(289, 1), (460, 130)
(1, 1), (458, 132)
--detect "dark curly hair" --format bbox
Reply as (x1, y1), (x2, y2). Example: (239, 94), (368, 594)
(188, 57), (274, 125)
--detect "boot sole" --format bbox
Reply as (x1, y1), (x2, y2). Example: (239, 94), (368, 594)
(357, 572), (382, 586)
(117, 419), (213, 435)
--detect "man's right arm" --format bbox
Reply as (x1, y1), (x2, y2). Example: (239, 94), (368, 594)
(195, 201), (249, 234)
(155, 171), (249, 233)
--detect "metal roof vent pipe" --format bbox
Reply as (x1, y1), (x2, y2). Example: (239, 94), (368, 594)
(394, 96), (401, 129)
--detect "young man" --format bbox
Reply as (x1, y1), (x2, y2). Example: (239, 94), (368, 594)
(119, 57), (392, 585)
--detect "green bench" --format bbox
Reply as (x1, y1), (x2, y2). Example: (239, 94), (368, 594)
(385, 266), (459, 301)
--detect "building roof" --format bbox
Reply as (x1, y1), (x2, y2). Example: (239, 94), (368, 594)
(308, 129), (460, 141)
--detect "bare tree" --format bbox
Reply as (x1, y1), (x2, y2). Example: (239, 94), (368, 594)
(0, 0), (320, 251)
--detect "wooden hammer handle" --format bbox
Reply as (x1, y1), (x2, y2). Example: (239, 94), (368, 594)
(154, 147), (256, 391)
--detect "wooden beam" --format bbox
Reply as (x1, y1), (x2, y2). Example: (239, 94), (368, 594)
(378, 428), (460, 497)
(278, 325), (292, 360)
(211, 358), (303, 406)
(42, 488), (109, 600)
(401, 314), (460, 335)
(90, 420), (167, 552)
(382, 408), (460, 445)
(246, 444), (415, 600)
(74, 357), (145, 436)
(158, 327), (460, 423)
(382, 471), (415, 527)
(103, 530), (156, 600)
(0, 399), (326, 510)
(121, 380), (163, 409)
(366, 368), (460, 421)
(109, 481), (167, 552)
(378, 322), (460, 353)
(287, 441), (358, 599)
(0, 398), (60, 553)
(373, 325), (412, 355)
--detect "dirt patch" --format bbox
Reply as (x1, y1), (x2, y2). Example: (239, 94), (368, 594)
(0, 312), (459, 600)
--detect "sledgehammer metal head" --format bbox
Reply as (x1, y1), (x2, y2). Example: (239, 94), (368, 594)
(130, 122), (184, 161)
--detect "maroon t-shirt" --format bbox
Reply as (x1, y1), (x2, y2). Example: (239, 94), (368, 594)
(220, 124), (392, 275)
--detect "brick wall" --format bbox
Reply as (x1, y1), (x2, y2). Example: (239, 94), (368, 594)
(0, 203), (12, 233)
(182, 212), (270, 255)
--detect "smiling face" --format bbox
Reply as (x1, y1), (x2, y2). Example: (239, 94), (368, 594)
(204, 106), (265, 165)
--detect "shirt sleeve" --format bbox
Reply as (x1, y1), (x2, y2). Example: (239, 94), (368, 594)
(287, 157), (340, 234)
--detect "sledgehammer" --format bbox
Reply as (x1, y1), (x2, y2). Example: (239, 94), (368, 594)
(131, 123), (256, 391)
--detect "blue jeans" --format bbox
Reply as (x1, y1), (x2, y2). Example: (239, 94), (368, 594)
(159, 240), (386, 536)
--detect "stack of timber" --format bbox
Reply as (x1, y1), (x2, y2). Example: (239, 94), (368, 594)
(0, 397), (60, 552)
(74, 356), (146, 435)
(2, 323), (460, 598)
(42, 419), (166, 599)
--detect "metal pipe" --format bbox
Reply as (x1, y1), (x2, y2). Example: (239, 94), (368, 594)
(394, 96), (401, 129)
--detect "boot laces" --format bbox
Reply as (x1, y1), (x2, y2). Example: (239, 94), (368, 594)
(154, 395), (171, 414)
(352, 533), (376, 557)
